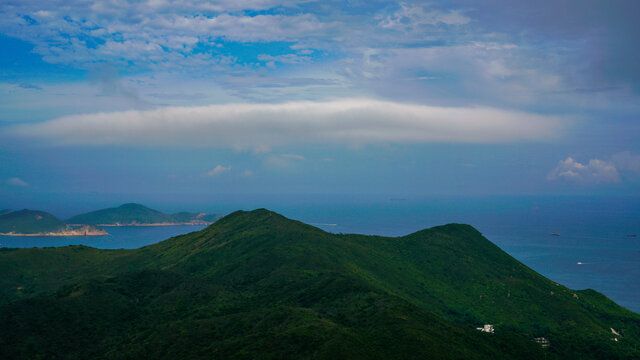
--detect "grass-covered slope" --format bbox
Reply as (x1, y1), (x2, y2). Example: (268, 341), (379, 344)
(67, 203), (220, 225)
(0, 209), (638, 359)
(0, 209), (67, 234)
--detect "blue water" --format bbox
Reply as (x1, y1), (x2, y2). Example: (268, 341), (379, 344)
(0, 225), (208, 249)
(1, 196), (638, 313)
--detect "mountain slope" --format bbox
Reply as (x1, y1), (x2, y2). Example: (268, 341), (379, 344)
(0, 209), (638, 359)
(67, 203), (220, 225)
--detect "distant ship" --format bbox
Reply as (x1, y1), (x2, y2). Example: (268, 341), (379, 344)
(626, 234), (637, 238)
(550, 233), (560, 236)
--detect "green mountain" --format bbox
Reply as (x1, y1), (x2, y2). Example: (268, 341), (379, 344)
(0, 209), (638, 359)
(0, 209), (68, 234)
(67, 203), (221, 225)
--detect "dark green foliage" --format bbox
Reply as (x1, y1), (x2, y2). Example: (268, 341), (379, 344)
(0, 209), (638, 359)
(0, 209), (67, 234)
(66, 203), (220, 225)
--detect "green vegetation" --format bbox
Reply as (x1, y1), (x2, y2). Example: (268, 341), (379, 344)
(0, 209), (68, 234)
(0, 209), (638, 359)
(169, 211), (221, 223)
(67, 203), (221, 225)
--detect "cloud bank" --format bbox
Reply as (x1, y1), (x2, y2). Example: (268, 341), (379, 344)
(11, 99), (562, 148)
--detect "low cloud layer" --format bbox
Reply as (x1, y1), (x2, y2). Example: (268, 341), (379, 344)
(10, 99), (562, 149)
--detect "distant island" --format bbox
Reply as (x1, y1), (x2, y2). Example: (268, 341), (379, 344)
(66, 203), (222, 226)
(0, 204), (222, 236)
(0, 210), (108, 236)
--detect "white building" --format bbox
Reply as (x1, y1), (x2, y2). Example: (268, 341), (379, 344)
(476, 324), (494, 333)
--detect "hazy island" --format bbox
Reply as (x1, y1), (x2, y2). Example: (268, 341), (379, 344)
(67, 203), (221, 226)
(0, 209), (637, 359)
(0, 209), (108, 236)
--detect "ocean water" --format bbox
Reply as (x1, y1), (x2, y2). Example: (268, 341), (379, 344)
(0, 225), (208, 250)
(1, 196), (638, 313)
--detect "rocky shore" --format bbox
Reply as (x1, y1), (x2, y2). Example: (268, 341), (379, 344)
(0, 225), (108, 236)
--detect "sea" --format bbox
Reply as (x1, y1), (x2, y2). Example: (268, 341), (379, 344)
(1, 195), (638, 313)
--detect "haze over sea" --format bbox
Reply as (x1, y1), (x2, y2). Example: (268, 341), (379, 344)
(1, 195), (638, 313)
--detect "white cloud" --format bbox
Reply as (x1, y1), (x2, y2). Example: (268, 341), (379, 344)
(10, 99), (563, 149)
(6, 177), (29, 187)
(547, 157), (620, 183)
(206, 165), (231, 176)
(379, 4), (470, 30)
(0, 2), (329, 70)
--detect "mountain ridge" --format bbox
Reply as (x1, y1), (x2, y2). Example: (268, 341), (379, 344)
(67, 203), (221, 226)
(0, 209), (637, 359)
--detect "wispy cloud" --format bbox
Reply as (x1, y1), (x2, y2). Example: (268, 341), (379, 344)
(6, 177), (28, 187)
(206, 165), (231, 176)
(2, 0), (638, 112)
(10, 99), (563, 149)
(379, 4), (470, 30)
(0, 3), (329, 70)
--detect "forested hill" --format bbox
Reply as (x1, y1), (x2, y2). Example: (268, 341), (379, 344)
(0, 209), (638, 359)
(0, 209), (67, 234)
(66, 203), (221, 225)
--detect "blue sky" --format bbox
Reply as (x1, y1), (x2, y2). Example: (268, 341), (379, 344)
(1, 0), (639, 212)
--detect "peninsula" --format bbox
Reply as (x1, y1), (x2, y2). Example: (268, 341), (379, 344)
(66, 203), (221, 226)
(0, 209), (108, 236)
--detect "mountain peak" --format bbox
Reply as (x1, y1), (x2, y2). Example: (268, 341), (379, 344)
(118, 203), (149, 209)
(224, 208), (281, 219)
(211, 208), (297, 229)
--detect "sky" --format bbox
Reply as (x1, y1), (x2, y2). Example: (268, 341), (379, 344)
(1, 0), (639, 213)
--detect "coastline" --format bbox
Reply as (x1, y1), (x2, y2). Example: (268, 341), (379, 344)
(67, 222), (215, 227)
(0, 226), (109, 237)
(0, 231), (109, 237)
